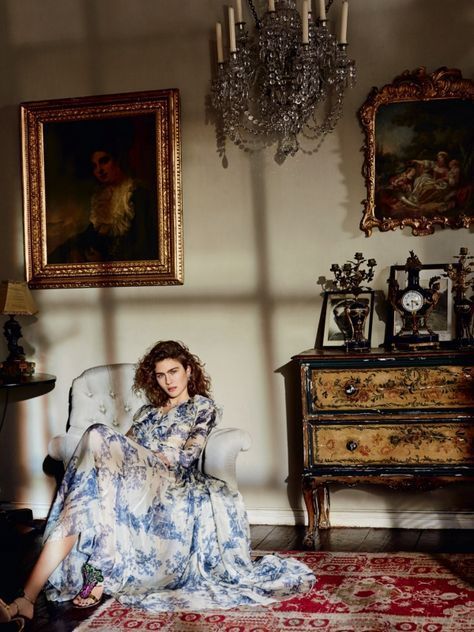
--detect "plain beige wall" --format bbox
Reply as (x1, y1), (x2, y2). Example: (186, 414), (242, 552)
(0, 0), (473, 526)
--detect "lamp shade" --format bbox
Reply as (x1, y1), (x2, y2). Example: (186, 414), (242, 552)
(0, 281), (38, 316)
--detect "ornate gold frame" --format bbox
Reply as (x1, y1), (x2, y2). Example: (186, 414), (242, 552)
(22, 89), (183, 288)
(358, 67), (474, 236)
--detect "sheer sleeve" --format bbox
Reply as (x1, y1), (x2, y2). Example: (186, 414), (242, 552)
(125, 405), (152, 440)
(155, 399), (217, 470)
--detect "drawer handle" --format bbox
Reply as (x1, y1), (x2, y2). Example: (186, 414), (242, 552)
(346, 440), (358, 452)
(344, 382), (359, 397)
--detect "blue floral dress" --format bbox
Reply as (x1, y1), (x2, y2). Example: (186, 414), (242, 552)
(43, 395), (315, 611)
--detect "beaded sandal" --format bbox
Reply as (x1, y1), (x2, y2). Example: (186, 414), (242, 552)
(0, 590), (35, 624)
(73, 562), (105, 609)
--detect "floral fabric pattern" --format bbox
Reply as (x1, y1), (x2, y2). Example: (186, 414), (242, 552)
(43, 395), (315, 611)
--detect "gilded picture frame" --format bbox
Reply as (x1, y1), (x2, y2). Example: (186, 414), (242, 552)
(22, 89), (183, 288)
(358, 67), (474, 237)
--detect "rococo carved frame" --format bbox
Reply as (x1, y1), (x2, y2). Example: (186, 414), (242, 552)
(358, 67), (474, 236)
(22, 89), (183, 288)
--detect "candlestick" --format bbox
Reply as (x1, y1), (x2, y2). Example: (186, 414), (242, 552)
(236, 0), (243, 23)
(318, 0), (326, 20)
(339, 0), (348, 44)
(228, 6), (236, 52)
(216, 22), (224, 63)
(302, 0), (309, 44)
(268, 0), (275, 12)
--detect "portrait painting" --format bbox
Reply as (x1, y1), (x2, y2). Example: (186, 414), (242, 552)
(359, 67), (474, 236)
(22, 89), (183, 288)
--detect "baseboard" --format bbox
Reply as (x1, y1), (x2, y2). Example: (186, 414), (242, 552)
(246, 508), (474, 529)
(16, 502), (474, 530)
(8, 502), (51, 520)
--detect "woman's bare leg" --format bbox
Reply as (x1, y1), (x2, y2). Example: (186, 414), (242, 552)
(25, 534), (78, 601)
(2, 534), (78, 621)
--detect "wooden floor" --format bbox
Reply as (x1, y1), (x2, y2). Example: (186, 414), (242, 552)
(250, 523), (474, 553)
(1, 521), (474, 632)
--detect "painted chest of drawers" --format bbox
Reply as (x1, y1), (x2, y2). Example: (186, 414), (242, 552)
(293, 348), (474, 547)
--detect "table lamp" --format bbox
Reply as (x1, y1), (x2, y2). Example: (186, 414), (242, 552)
(0, 280), (38, 378)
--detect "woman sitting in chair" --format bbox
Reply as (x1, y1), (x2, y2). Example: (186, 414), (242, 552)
(0, 340), (314, 624)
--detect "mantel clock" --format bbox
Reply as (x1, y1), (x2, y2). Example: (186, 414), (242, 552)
(387, 251), (440, 350)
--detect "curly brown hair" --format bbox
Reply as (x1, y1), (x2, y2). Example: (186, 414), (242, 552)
(133, 340), (212, 407)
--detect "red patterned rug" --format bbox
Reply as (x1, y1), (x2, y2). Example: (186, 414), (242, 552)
(75, 551), (474, 631)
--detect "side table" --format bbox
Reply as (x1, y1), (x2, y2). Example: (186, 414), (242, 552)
(0, 373), (56, 531)
(293, 348), (474, 548)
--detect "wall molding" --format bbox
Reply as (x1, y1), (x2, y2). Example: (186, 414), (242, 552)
(15, 503), (52, 520)
(247, 508), (474, 529)
(23, 503), (474, 530)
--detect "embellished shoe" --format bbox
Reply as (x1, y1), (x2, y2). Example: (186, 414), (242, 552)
(0, 591), (35, 623)
(73, 563), (105, 609)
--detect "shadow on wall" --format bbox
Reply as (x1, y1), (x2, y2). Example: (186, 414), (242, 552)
(327, 482), (471, 534)
(0, 286), (123, 507)
(0, 0), (22, 280)
(0, 380), (56, 504)
(276, 360), (305, 524)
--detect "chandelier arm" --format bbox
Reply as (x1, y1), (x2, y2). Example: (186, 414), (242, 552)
(303, 100), (343, 139)
(245, 0), (261, 28)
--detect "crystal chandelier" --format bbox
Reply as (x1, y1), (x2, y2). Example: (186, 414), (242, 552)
(210, 0), (356, 160)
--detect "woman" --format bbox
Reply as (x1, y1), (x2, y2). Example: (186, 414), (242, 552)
(48, 143), (157, 264)
(0, 341), (314, 624)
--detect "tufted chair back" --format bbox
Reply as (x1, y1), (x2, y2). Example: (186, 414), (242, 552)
(47, 364), (251, 489)
(67, 364), (145, 434)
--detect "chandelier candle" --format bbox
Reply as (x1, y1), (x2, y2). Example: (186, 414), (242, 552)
(228, 7), (236, 52)
(302, 0), (309, 44)
(216, 22), (224, 63)
(318, 0), (326, 20)
(236, 0), (243, 22)
(339, 0), (348, 44)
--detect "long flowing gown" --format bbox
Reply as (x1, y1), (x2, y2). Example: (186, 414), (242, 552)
(43, 394), (315, 611)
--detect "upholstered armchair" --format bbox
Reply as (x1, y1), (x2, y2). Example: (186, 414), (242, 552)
(47, 364), (251, 489)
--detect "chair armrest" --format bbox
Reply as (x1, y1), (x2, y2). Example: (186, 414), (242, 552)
(49, 425), (252, 491)
(201, 427), (252, 489)
(48, 431), (84, 467)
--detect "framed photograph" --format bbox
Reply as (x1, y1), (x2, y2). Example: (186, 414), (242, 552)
(22, 89), (183, 288)
(319, 291), (374, 348)
(384, 263), (455, 347)
(358, 67), (474, 236)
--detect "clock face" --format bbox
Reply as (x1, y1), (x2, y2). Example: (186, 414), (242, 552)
(401, 289), (424, 313)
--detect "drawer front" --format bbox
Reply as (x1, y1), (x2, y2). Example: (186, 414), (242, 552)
(308, 423), (474, 465)
(308, 365), (474, 412)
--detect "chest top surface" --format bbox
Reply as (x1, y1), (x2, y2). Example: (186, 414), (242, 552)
(293, 347), (474, 367)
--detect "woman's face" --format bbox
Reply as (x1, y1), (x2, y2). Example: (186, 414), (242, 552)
(91, 150), (124, 185)
(154, 358), (191, 404)
(436, 152), (448, 166)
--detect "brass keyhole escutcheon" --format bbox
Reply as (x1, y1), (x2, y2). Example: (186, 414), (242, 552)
(344, 382), (358, 397)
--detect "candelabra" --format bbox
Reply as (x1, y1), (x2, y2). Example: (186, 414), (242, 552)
(330, 252), (377, 296)
(210, 0), (356, 160)
(445, 247), (474, 346)
(328, 253), (376, 351)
